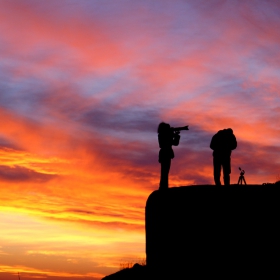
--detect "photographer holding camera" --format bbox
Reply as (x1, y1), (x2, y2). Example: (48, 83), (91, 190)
(157, 122), (189, 190)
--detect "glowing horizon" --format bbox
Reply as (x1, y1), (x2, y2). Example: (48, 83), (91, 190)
(1, 1), (280, 279)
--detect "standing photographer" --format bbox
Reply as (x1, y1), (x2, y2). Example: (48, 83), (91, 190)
(157, 122), (188, 190)
(210, 128), (237, 185)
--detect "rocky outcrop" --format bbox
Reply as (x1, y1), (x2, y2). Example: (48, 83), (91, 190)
(101, 263), (147, 280)
(146, 185), (280, 278)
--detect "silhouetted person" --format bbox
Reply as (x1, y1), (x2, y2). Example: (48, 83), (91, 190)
(158, 122), (188, 190)
(210, 128), (237, 185)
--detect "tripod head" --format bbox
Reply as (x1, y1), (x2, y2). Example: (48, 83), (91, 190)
(239, 167), (245, 176)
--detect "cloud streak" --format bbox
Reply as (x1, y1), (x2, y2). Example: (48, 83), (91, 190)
(0, 165), (56, 182)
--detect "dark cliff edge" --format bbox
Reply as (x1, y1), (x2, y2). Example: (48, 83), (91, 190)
(102, 184), (280, 279)
(102, 263), (147, 280)
(146, 185), (280, 278)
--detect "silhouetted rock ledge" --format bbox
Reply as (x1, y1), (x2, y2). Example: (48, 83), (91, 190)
(146, 185), (280, 278)
(101, 263), (147, 280)
(103, 185), (280, 279)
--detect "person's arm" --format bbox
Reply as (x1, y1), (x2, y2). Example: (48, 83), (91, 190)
(210, 135), (216, 150)
(172, 133), (180, 146)
(158, 134), (163, 148)
(231, 134), (237, 150)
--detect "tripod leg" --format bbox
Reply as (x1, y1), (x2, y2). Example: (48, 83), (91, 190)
(243, 177), (247, 185)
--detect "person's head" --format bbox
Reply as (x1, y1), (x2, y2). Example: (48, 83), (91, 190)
(157, 122), (170, 134)
(226, 128), (233, 134)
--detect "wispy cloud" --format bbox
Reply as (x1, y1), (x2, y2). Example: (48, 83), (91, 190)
(0, 165), (56, 182)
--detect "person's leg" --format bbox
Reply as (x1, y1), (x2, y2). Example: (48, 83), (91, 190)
(223, 157), (231, 186)
(213, 157), (221, 185)
(159, 158), (171, 190)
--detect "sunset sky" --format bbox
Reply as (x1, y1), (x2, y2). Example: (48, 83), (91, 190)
(1, 0), (280, 279)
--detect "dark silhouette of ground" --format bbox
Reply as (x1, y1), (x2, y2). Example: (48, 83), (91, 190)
(101, 263), (147, 280)
(102, 184), (280, 279)
(146, 185), (280, 278)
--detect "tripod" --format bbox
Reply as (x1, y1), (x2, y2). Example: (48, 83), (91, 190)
(237, 167), (246, 185)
